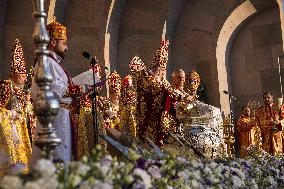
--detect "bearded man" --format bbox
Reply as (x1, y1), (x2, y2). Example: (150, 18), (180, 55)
(255, 92), (283, 155)
(31, 19), (89, 164)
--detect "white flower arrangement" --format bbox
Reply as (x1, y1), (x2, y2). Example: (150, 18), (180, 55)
(1, 145), (284, 189)
(34, 159), (56, 177)
(133, 168), (152, 189)
(0, 175), (22, 189)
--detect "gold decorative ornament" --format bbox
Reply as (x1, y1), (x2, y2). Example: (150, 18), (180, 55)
(10, 39), (27, 76)
(149, 39), (169, 71)
(185, 70), (200, 93)
(108, 71), (122, 94)
(129, 56), (146, 72)
(223, 116), (235, 157)
(46, 16), (67, 40)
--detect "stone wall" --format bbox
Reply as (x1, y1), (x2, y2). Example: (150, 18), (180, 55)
(0, 1), (51, 79)
(171, 0), (243, 107)
(62, 0), (111, 76)
(0, 0), (283, 113)
(117, 0), (170, 76)
(230, 7), (283, 118)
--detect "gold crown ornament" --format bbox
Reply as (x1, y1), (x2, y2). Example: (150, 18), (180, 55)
(149, 39), (169, 71)
(129, 56), (146, 72)
(46, 16), (67, 40)
(186, 70), (200, 91)
(10, 39), (27, 76)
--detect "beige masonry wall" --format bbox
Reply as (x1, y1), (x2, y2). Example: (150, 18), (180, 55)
(230, 6), (283, 119)
(0, 0), (283, 114)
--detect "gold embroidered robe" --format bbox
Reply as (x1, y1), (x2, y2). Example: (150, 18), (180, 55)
(77, 95), (120, 159)
(119, 86), (137, 137)
(255, 104), (283, 155)
(237, 115), (256, 147)
(134, 72), (176, 146)
(0, 80), (32, 173)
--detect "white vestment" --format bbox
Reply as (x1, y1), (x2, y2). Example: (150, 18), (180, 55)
(31, 51), (73, 164)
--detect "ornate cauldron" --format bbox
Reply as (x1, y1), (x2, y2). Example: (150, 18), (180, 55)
(176, 101), (223, 159)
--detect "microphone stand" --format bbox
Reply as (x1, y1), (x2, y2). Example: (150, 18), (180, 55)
(229, 95), (234, 123)
(228, 94), (239, 123)
(224, 91), (238, 123)
(91, 58), (99, 145)
(228, 93), (237, 157)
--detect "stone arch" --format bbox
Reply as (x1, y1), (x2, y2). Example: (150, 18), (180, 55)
(230, 6), (282, 121)
(170, 0), (221, 106)
(216, 0), (277, 114)
(47, 0), (69, 24)
(104, 0), (126, 72)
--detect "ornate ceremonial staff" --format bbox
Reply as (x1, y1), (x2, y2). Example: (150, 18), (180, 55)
(223, 117), (235, 158)
(32, 0), (61, 159)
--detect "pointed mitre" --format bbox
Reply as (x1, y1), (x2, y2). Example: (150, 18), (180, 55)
(149, 39), (169, 71)
(46, 16), (67, 40)
(10, 38), (26, 76)
(129, 56), (146, 72)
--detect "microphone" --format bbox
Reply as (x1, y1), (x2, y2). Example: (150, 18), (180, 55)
(223, 90), (228, 95)
(82, 51), (109, 70)
(223, 90), (239, 101)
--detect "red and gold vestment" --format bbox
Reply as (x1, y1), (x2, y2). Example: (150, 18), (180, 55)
(255, 104), (283, 155)
(237, 115), (256, 148)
